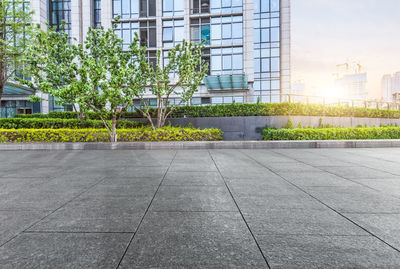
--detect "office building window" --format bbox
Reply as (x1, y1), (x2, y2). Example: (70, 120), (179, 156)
(210, 0), (242, 14)
(49, 0), (71, 39)
(210, 16), (242, 46)
(162, 20), (184, 47)
(253, 0), (281, 100)
(114, 21), (156, 49)
(93, 0), (101, 28)
(191, 0), (210, 14)
(254, 0), (279, 14)
(113, 0), (155, 19)
(190, 18), (210, 44)
(140, 21), (157, 47)
(210, 47), (243, 75)
(163, 0), (184, 16)
(114, 22), (139, 49)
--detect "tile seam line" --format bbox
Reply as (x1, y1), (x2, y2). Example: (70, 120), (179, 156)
(301, 149), (400, 179)
(271, 150), (400, 201)
(241, 150), (400, 254)
(208, 149), (271, 269)
(115, 150), (178, 269)
(0, 175), (109, 248)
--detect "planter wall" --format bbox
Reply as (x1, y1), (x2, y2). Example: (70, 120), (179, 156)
(127, 116), (400, 141)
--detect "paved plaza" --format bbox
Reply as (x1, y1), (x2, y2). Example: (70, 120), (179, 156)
(1, 148), (400, 268)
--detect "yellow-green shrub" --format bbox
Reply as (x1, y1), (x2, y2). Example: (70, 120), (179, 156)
(0, 127), (223, 143)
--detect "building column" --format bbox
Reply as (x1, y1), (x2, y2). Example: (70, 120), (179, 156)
(101, 0), (113, 30)
(243, 0), (254, 94)
(280, 0), (291, 94)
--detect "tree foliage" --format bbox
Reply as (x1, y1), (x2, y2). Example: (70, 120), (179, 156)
(133, 40), (208, 129)
(22, 25), (147, 142)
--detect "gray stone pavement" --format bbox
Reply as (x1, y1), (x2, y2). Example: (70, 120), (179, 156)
(0, 149), (400, 268)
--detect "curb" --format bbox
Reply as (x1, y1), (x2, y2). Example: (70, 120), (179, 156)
(1, 140), (400, 150)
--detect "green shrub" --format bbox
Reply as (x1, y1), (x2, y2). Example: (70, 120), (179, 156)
(0, 118), (144, 129)
(262, 126), (400, 140)
(0, 127), (223, 143)
(12, 102), (400, 119)
(284, 118), (294, 129)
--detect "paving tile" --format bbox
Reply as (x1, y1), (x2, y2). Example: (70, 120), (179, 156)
(150, 185), (237, 212)
(0, 233), (131, 269)
(0, 210), (49, 245)
(28, 194), (153, 232)
(257, 234), (400, 269)
(318, 166), (399, 179)
(163, 171), (224, 186)
(345, 213), (400, 250)
(349, 178), (400, 198)
(277, 171), (359, 187)
(119, 212), (267, 268)
(304, 186), (400, 213)
(243, 209), (367, 236)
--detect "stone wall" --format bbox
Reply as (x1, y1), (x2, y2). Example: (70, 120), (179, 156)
(129, 116), (400, 141)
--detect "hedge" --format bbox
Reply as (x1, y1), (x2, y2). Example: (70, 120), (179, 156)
(13, 103), (400, 119)
(0, 127), (223, 143)
(262, 126), (400, 140)
(0, 118), (144, 129)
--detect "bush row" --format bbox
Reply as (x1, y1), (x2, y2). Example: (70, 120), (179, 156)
(0, 127), (223, 143)
(13, 103), (400, 119)
(262, 126), (400, 140)
(0, 118), (144, 129)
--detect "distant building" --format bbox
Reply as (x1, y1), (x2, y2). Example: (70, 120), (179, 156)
(335, 73), (368, 100)
(382, 72), (400, 101)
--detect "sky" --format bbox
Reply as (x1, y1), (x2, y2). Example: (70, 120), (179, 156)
(291, 0), (400, 98)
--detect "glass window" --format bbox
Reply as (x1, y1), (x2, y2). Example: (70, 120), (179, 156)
(271, 27), (280, 42)
(210, 0), (242, 13)
(49, 0), (72, 40)
(163, 20), (184, 47)
(191, 0), (210, 14)
(210, 47), (243, 75)
(163, 27), (173, 41)
(163, 0), (184, 16)
(210, 16), (242, 46)
(113, 0), (139, 18)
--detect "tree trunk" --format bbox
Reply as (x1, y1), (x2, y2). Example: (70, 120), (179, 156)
(0, 83), (4, 119)
(110, 114), (117, 142)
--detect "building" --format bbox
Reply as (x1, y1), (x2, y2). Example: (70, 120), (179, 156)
(382, 72), (400, 101)
(335, 73), (368, 100)
(2, 0), (290, 117)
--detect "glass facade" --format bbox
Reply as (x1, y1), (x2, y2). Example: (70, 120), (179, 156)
(253, 0), (281, 103)
(109, 0), (285, 106)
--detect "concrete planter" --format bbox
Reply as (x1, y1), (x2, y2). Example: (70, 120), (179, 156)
(126, 116), (400, 141)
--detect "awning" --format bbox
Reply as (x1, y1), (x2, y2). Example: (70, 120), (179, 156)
(204, 75), (248, 91)
(2, 81), (34, 96)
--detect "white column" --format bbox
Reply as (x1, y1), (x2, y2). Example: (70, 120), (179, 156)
(101, 0), (113, 30)
(82, 0), (93, 41)
(243, 0), (254, 85)
(31, 0), (48, 29)
(280, 0), (291, 94)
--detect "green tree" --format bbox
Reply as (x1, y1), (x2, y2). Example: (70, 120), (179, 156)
(20, 23), (86, 119)
(75, 27), (147, 142)
(22, 25), (147, 142)
(133, 40), (208, 129)
(0, 0), (32, 117)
